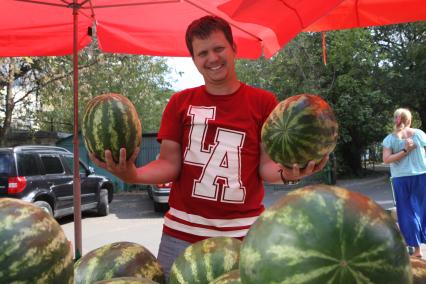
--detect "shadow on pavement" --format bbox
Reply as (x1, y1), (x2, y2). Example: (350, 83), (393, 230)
(110, 191), (164, 219)
(58, 190), (164, 225)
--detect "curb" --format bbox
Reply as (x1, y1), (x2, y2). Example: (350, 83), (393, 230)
(336, 174), (389, 188)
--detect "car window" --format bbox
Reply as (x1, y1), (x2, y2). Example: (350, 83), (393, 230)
(62, 155), (87, 175)
(0, 152), (12, 175)
(40, 155), (64, 174)
(17, 153), (41, 176)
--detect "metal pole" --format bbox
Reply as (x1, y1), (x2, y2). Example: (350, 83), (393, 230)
(72, 1), (82, 260)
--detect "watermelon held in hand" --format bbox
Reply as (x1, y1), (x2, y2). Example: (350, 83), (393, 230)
(74, 242), (165, 284)
(239, 184), (412, 284)
(0, 198), (74, 284)
(169, 237), (241, 284)
(82, 93), (142, 163)
(262, 94), (338, 168)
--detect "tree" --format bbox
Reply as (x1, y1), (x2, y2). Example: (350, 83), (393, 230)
(0, 57), (47, 144)
(35, 48), (173, 133)
(373, 22), (426, 129)
(0, 46), (173, 145)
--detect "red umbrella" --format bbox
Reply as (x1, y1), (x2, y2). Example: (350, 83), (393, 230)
(219, 0), (426, 57)
(1, 0), (270, 58)
(0, 0), (344, 258)
(305, 0), (426, 32)
(218, 0), (346, 58)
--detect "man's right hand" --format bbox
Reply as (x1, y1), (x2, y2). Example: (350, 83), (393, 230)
(89, 147), (140, 183)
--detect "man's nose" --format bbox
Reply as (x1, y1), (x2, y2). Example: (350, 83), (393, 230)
(207, 51), (220, 62)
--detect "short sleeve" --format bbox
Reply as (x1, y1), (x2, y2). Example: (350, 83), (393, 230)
(262, 91), (279, 122)
(157, 93), (182, 144)
(382, 134), (392, 149)
(416, 129), (426, 146)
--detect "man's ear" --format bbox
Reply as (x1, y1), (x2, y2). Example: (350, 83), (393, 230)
(233, 43), (237, 54)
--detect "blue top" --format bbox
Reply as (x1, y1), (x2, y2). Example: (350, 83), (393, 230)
(382, 129), (426, 177)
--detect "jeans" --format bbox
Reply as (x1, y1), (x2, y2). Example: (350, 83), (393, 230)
(157, 232), (191, 282)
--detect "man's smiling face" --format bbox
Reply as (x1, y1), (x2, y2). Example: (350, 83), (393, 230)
(191, 30), (237, 87)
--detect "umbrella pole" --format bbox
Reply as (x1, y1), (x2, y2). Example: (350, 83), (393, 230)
(72, 2), (82, 260)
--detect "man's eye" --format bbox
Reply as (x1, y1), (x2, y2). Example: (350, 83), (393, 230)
(215, 47), (225, 53)
(198, 51), (207, 57)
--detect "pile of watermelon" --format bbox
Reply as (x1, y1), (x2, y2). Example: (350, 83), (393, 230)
(166, 185), (413, 284)
(0, 198), (74, 283)
(75, 242), (165, 284)
(1, 184), (413, 284)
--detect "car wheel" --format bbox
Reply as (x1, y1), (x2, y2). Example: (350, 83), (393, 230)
(147, 185), (153, 200)
(154, 201), (169, 213)
(97, 189), (109, 216)
(34, 200), (53, 216)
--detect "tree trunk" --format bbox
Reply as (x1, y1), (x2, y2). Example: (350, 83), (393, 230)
(340, 142), (363, 176)
(0, 58), (15, 145)
(418, 106), (426, 132)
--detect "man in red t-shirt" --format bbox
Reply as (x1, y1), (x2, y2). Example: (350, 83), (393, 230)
(91, 15), (328, 279)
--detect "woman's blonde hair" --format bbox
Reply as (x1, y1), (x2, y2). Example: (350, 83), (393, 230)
(394, 108), (412, 131)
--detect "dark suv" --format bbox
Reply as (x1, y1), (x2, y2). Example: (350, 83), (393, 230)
(0, 145), (114, 218)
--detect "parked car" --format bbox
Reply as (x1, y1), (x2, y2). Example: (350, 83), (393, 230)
(147, 182), (171, 212)
(0, 145), (114, 218)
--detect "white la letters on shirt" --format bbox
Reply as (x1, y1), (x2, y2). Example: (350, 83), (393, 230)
(184, 106), (246, 203)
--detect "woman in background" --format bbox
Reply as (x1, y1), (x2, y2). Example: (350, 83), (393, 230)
(383, 108), (426, 258)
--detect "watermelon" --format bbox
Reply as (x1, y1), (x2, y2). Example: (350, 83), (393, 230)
(169, 237), (241, 284)
(261, 94), (338, 168)
(239, 184), (412, 284)
(0, 198), (74, 283)
(82, 93), (142, 163)
(411, 257), (426, 284)
(95, 277), (160, 284)
(74, 242), (165, 284)
(209, 269), (241, 284)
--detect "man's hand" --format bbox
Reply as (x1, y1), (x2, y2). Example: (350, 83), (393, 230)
(279, 155), (329, 182)
(259, 143), (331, 184)
(89, 147), (140, 183)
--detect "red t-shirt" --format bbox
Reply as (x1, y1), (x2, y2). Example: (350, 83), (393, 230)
(157, 83), (278, 243)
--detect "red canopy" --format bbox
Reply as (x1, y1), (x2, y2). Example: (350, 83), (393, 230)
(219, 0), (426, 57)
(1, 0), (270, 58)
(218, 0), (346, 58)
(306, 0), (426, 32)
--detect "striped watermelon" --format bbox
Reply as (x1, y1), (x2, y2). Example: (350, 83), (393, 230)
(82, 93), (142, 163)
(262, 94), (338, 168)
(239, 184), (412, 284)
(169, 237), (241, 284)
(0, 198), (74, 283)
(74, 242), (165, 284)
(95, 277), (160, 284)
(209, 269), (241, 284)
(411, 257), (426, 284)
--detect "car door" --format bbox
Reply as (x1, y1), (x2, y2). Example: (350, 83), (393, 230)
(0, 151), (12, 196)
(39, 154), (73, 210)
(61, 155), (98, 206)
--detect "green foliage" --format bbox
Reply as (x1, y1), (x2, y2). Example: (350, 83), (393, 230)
(35, 46), (173, 133)
(373, 22), (426, 130)
(0, 45), (173, 140)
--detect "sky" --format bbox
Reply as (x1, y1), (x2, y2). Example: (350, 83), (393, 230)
(166, 57), (204, 91)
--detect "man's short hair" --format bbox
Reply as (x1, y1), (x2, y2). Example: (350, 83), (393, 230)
(185, 16), (234, 57)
